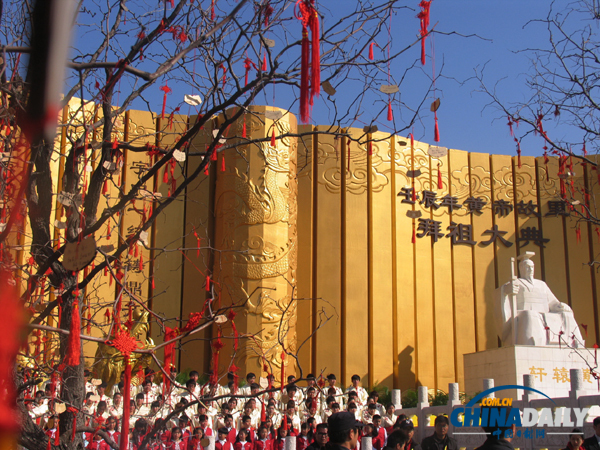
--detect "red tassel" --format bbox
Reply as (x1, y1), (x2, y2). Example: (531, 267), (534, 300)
(387, 99), (393, 121)
(368, 42), (375, 60)
(242, 119), (247, 138)
(159, 84), (172, 119)
(437, 163), (442, 190)
(204, 164), (209, 176)
(412, 224), (416, 244)
(221, 155), (226, 172)
(211, 0), (215, 21)
(299, 23), (310, 123)
(576, 226), (581, 243)
(119, 357), (131, 450)
(152, 277), (155, 289)
(262, 54), (267, 71)
(102, 179), (108, 195)
(211, 148), (218, 161)
(418, 1), (431, 66)
(271, 128), (276, 147)
(516, 140), (522, 169)
(163, 165), (169, 184)
(64, 299), (81, 366)
(297, 0), (320, 122)
(310, 6), (320, 101)
(410, 132), (414, 149)
(434, 111), (440, 142)
(368, 141), (373, 156)
(139, 253), (143, 272)
(206, 275), (210, 292)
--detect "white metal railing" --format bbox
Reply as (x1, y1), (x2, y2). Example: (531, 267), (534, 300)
(391, 369), (598, 450)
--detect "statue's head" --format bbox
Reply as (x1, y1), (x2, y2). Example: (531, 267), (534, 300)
(519, 259), (534, 279)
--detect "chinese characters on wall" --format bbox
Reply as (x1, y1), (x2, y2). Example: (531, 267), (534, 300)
(398, 188), (570, 248)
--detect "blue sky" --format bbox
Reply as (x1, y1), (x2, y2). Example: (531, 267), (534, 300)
(66, 0), (584, 158)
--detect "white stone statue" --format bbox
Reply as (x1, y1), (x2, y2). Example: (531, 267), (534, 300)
(495, 252), (584, 347)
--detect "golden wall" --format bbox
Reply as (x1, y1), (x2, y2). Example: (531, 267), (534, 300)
(20, 102), (600, 392)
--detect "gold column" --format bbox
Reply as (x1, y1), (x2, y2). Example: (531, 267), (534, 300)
(213, 106), (298, 378)
(295, 125), (314, 376)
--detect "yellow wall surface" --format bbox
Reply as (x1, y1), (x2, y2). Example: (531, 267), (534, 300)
(21, 104), (600, 393)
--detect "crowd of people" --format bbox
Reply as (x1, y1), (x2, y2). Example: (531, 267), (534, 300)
(27, 370), (450, 450)
(27, 368), (600, 450)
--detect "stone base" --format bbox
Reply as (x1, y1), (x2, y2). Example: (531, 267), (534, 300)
(464, 346), (599, 399)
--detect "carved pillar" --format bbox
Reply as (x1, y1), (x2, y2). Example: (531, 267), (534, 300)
(213, 106), (298, 379)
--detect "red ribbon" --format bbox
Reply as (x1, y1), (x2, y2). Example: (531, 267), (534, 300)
(295, 0), (321, 123)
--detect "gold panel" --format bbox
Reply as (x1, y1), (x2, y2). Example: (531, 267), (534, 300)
(491, 155), (519, 291)
(412, 140), (435, 388)
(514, 156), (543, 271)
(152, 114), (187, 366)
(448, 149), (476, 387)
(295, 125), (314, 377)
(313, 125), (342, 379)
(563, 164), (595, 348)
(536, 156), (569, 303)
(342, 128), (369, 386)
(393, 139), (416, 388)
(587, 156), (600, 343)
(430, 148), (455, 391)
(370, 131), (394, 388)
(468, 152), (496, 351)
(179, 117), (215, 372)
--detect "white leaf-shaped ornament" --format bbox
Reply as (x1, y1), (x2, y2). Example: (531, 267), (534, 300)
(184, 94), (203, 106)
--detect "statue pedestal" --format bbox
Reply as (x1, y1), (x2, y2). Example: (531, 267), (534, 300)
(464, 346), (598, 399)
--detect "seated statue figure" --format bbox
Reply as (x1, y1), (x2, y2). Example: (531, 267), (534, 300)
(495, 252), (583, 347)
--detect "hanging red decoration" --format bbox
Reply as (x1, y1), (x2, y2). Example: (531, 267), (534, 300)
(163, 327), (178, 392)
(543, 148), (549, 181)
(412, 222), (416, 244)
(64, 297), (81, 366)
(271, 128), (276, 147)
(433, 111), (440, 142)
(576, 226), (581, 243)
(220, 64), (227, 87)
(242, 117), (247, 138)
(109, 329), (140, 450)
(387, 99), (393, 121)
(159, 84), (172, 119)
(264, 1), (274, 27)
(368, 140), (373, 156)
(368, 42), (377, 60)
(262, 54), (267, 71)
(280, 349), (285, 392)
(221, 155), (226, 172)
(295, 0), (321, 123)
(516, 140), (522, 169)
(206, 275), (211, 292)
(211, 0), (216, 21)
(437, 163), (442, 190)
(507, 115), (514, 137)
(417, 1), (431, 65)
(244, 57), (257, 86)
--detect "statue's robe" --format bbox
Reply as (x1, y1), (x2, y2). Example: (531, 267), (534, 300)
(495, 277), (583, 347)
